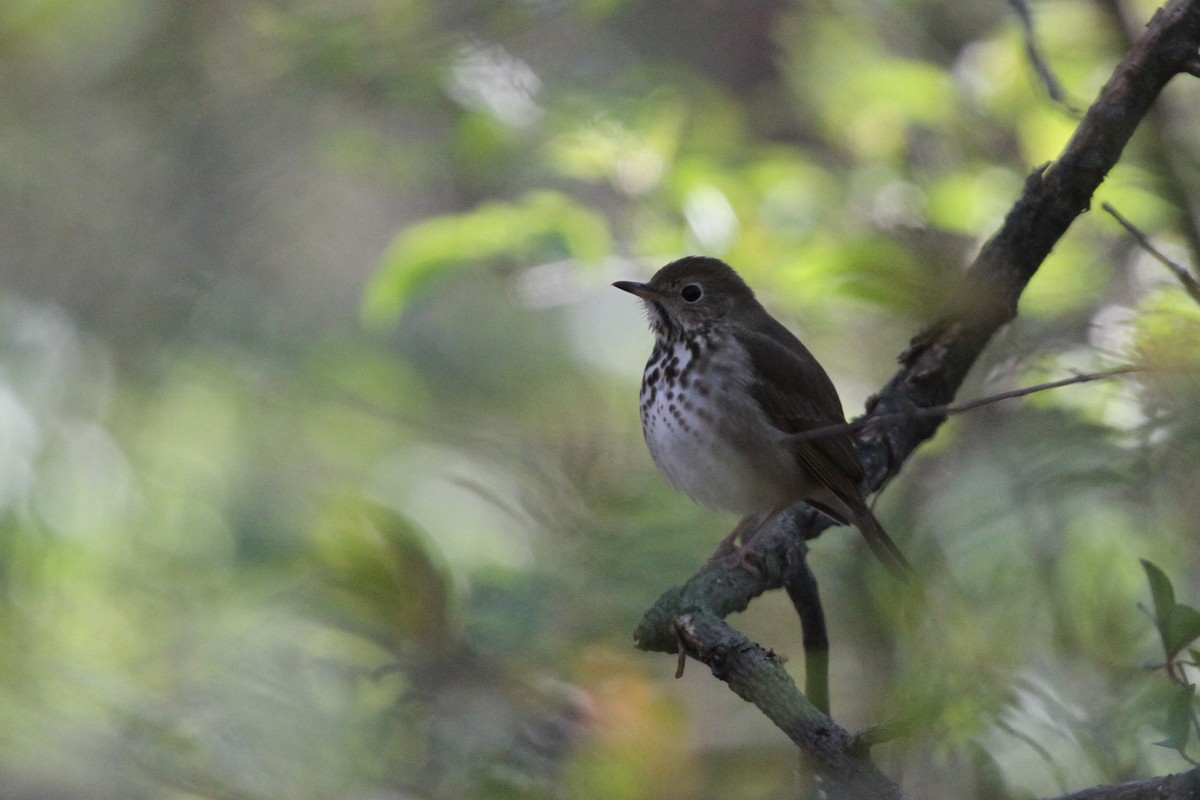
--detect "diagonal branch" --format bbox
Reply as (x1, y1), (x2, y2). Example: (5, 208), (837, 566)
(1043, 767), (1200, 799)
(1008, 0), (1077, 108)
(634, 0), (1200, 795)
(791, 364), (1144, 443)
(1103, 202), (1200, 304)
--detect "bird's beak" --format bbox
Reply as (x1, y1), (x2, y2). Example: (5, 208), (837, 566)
(612, 280), (662, 300)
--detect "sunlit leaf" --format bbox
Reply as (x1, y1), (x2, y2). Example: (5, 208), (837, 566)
(546, 98), (686, 194)
(785, 13), (958, 161)
(1133, 289), (1200, 369)
(1095, 166), (1179, 230)
(363, 191), (611, 325)
(926, 168), (1023, 235)
(1019, 227), (1111, 317)
(1017, 106), (1078, 164)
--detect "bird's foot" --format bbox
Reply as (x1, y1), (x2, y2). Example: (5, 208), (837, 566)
(706, 509), (786, 577)
(710, 525), (746, 559)
(720, 544), (764, 577)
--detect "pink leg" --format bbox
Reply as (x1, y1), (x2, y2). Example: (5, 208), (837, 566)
(710, 507), (787, 575)
(711, 514), (757, 558)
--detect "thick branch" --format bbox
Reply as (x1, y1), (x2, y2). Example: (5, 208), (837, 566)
(862, 0), (1200, 489)
(1095, 0), (1200, 264)
(1042, 767), (1200, 800)
(635, 0), (1200, 793)
(675, 611), (903, 800)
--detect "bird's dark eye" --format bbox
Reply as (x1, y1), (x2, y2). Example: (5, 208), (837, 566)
(681, 284), (703, 303)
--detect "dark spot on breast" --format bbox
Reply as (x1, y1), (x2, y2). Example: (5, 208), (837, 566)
(663, 357), (679, 383)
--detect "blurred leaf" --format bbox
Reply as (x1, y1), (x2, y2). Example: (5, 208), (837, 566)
(1133, 289), (1200, 369)
(1095, 165), (1180, 230)
(1017, 105), (1078, 164)
(1154, 683), (1196, 754)
(787, 13), (957, 161)
(546, 98), (685, 194)
(363, 191), (611, 325)
(565, 648), (697, 800)
(926, 167), (1022, 235)
(1019, 226), (1111, 317)
(309, 498), (455, 653)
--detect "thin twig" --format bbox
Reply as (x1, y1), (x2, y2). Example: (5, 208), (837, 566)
(792, 364), (1145, 442)
(1103, 202), (1200, 305)
(1008, 0), (1077, 109)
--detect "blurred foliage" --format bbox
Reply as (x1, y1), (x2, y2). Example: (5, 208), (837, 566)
(365, 191), (611, 325)
(1139, 560), (1200, 762)
(0, 0), (1198, 798)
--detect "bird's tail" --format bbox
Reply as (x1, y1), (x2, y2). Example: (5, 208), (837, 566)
(853, 505), (915, 581)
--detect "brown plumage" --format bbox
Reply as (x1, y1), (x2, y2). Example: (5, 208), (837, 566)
(614, 255), (913, 579)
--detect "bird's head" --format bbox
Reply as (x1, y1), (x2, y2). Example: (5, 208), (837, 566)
(613, 256), (755, 339)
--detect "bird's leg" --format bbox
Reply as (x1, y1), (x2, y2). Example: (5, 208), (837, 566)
(710, 507), (787, 575)
(711, 514), (758, 559)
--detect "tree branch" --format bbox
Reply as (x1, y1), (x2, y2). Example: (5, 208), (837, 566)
(635, 0), (1200, 795)
(1093, 0), (1200, 265)
(1042, 767), (1200, 800)
(790, 364), (1144, 443)
(1009, 0), (1077, 109)
(673, 610), (904, 800)
(784, 559), (830, 716)
(1103, 202), (1200, 304)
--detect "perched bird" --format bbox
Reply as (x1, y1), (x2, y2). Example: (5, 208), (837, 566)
(614, 256), (912, 579)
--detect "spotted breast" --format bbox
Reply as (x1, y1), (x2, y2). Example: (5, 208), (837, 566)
(638, 332), (798, 516)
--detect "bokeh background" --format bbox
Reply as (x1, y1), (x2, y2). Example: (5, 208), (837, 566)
(1, 1), (1199, 798)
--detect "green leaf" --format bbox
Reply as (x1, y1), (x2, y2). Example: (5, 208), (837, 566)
(1142, 559), (1176, 631)
(1165, 604), (1200, 660)
(1155, 683), (1196, 753)
(1142, 560), (1200, 659)
(362, 191), (611, 325)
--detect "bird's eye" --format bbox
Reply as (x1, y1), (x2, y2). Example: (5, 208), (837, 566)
(681, 284), (703, 302)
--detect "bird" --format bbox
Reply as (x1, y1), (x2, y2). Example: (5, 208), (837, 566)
(613, 255), (913, 579)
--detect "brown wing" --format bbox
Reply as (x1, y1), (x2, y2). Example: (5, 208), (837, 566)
(733, 316), (915, 579)
(730, 322), (866, 513)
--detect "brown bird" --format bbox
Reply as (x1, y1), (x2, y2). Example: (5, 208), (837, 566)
(614, 256), (913, 578)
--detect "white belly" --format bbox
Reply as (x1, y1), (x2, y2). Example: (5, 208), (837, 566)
(639, 339), (796, 515)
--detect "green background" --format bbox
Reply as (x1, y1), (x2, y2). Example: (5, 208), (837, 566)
(0, 0), (1198, 797)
